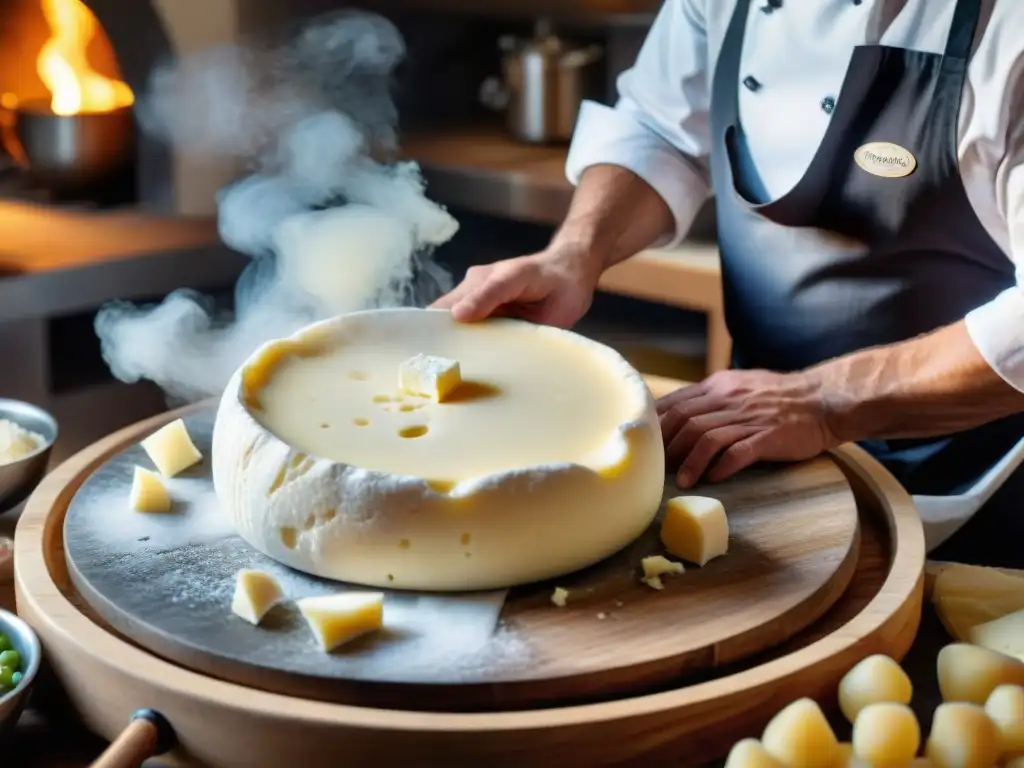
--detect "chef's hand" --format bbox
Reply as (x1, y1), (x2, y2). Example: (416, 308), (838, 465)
(430, 243), (601, 327)
(656, 369), (841, 488)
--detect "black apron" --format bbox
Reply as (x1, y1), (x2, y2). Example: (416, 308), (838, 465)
(709, 0), (1024, 567)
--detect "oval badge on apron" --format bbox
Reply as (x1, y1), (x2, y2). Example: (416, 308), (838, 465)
(853, 141), (917, 178)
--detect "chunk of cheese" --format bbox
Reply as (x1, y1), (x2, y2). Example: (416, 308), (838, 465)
(129, 466), (171, 512)
(211, 310), (665, 591)
(970, 609), (1024, 661)
(551, 587), (569, 607)
(935, 596), (1011, 644)
(141, 418), (203, 477)
(932, 564), (1024, 605)
(296, 592), (384, 652)
(398, 353), (462, 402)
(660, 495), (729, 566)
(230, 569), (285, 625)
(931, 564), (1024, 643)
(641, 555), (685, 590)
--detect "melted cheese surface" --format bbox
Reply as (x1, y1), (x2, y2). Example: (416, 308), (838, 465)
(253, 315), (637, 482)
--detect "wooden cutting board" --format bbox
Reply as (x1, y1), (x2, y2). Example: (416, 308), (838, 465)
(59, 403), (862, 711)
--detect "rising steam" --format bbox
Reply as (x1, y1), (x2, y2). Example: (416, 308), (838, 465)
(95, 10), (458, 402)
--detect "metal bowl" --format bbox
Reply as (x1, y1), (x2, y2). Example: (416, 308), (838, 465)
(0, 400), (57, 512)
(0, 609), (41, 737)
(11, 100), (134, 197)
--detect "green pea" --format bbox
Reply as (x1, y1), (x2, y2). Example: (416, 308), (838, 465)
(0, 635), (11, 652)
(0, 650), (19, 670)
(0, 666), (13, 689)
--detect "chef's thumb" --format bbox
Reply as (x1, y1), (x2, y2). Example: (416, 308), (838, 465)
(451, 269), (528, 322)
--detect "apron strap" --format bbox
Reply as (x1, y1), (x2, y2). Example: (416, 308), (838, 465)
(944, 0), (982, 60)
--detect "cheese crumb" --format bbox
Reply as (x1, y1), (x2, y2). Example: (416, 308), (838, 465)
(660, 495), (730, 566)
(129, 466), (172, 513)
(140, 418), (203, 477)
(641, 555), (685, 590)
(231, 569), (285, 626)
(551, 587), (569, 607)
(398, 354), (462, 402)
(0, 419), (43, 465)
(296, 592), (384, 652)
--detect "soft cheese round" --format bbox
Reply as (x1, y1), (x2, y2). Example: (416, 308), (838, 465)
(212, 308), (665, 591)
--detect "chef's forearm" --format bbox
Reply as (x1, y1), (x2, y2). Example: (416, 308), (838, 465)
(811, 320), (1024, 442)
(551, 164), (675, 272)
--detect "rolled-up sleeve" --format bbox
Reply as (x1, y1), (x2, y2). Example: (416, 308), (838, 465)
(965, 154), (1024, 393)
(565, 0), (713, 247)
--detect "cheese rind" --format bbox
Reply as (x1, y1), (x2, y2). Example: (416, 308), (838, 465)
(129, 466), (172, 513)
(211, 309), (665, 591)
(141, 418), (203, 477)
(296, 592), (384, 652)
(230, 569), (285, 625)
(660, 495), (729, 566)
(398, 353), (462, 402)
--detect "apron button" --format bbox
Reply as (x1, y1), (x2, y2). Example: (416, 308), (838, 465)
(743, 75), (762, 92)
(820, 96), (836, 114)
(760, 0), (782, 12)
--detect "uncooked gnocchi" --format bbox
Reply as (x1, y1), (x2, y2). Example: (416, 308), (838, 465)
(937, 643), (1024, 705)
(760, 698), (840, 768)
(925, 702), (1001, 768)
(838, 654), (914, 723)
(723, 738), (785, 768)
(851, 702), (921, 767)
(984, 684), (1024, 757)
(722, 639), (1024, 768)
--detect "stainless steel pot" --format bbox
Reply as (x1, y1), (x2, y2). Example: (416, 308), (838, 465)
(8, 99), (134, 197)
(480, 20), (604, 144)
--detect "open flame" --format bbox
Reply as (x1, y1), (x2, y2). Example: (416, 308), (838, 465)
(36, 0), (133, 116)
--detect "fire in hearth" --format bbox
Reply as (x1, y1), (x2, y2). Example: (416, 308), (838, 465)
(37, 0), (133, 115)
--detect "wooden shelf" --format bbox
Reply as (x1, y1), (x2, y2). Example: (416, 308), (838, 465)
(0, 202), (246, 323)
(360, 0), (658, 25)
(0, 201), (220, 274)
(402, 125), (573, 226)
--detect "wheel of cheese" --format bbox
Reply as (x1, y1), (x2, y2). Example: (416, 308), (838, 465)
(211, 308), (665, 591)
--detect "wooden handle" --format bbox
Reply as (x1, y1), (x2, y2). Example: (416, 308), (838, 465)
(91, 709), (175, 768)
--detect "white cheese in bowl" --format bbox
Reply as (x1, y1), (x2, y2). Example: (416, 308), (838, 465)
(212, 308), (666, 592)
(0, 420), (43, 466)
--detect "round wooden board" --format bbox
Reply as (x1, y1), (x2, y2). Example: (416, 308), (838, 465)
(57, 403), (859, 711)
(13, 377), (926, 766)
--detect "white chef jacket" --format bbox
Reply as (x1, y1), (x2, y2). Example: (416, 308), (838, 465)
(566, 0), (1024, 393)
